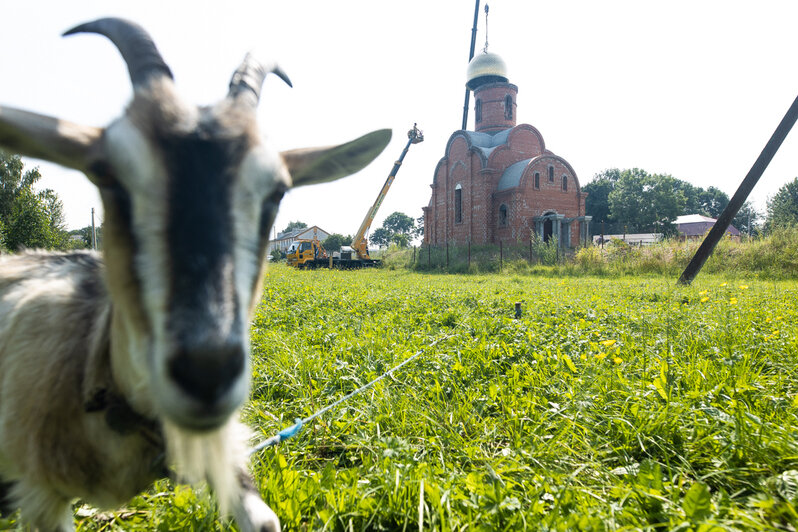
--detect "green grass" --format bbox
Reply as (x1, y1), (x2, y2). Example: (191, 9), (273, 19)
(5, 267), (798, 531)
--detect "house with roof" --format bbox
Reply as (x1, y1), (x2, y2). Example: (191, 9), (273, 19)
(675, 214), (740, 240)
(423, 50), (591, 248)
(268, 225), (331, 254)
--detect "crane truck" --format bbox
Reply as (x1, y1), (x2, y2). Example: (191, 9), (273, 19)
(286, 124), (424, 269)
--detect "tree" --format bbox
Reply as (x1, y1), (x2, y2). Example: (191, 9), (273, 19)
(5, 188), (53, 250)
(733, 201), (761, 237)
(322, 233), (352, 252)
(370, 212), (417, 248)
(281, 220), (307, 234)
(391, 233), (410, 248)
(382, 212), (415, 236)
(698, 186), (729, 218)
(370, 227), (392, 248)
(609, 170), (685, 232)
(71, 224), (104, 249)
(0, 152), (70, 250)
(584, 169), (622, 223)
(766, 177), (798, 231)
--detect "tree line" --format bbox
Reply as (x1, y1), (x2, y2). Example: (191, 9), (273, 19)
(584, 168), (760, 235)
(0, 153), (101, 252)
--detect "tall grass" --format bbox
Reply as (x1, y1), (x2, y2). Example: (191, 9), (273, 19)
(385, 226), (798, 279)
(25, 267), (798, 531)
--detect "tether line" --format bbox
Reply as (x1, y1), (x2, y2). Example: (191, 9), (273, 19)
(249, 335), (450, 456)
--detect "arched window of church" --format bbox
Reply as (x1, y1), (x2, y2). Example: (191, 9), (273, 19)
(499, 204), (508, 226)
(504, 95), (513, 120)
(548, 166), (554, 182)
(534, 172), (540, 189)
(562, 175), (568, 191)
(454, 184), (463, 224)
(475, 99), (482, 123)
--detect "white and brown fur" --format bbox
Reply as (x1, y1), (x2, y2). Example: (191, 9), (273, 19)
(0, 18), (390, 532)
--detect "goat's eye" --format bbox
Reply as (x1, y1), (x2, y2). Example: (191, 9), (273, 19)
(265, 186), (286, 206)
(259, 185), (286, 236)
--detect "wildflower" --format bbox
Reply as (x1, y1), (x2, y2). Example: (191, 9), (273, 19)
(720, 282), (727, 287)
(739, 285), (749, 290)
(613, 357), (623, 364)
(595, 352), (608, 360)
(580, 353), (587, 361)
(700, 297), (709, 303)
(699, 290), (708, 296)
(600, 339), (616, 347)
(729, 297), (737, 305)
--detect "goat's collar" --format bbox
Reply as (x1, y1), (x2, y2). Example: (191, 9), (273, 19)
(81, 304), (166, 473)
(84, 387), (162, 445)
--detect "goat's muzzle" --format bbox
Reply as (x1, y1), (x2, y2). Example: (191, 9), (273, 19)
(164, 339), (246, 431)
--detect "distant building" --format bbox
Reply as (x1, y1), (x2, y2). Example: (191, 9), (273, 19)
(594, 233), (663, 246)
(675, 215), (740, 239)
(268, 225), (331, 254)
(423, 50), (591, 248)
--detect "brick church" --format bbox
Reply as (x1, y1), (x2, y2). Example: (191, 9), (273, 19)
(423, 51), (591, 247)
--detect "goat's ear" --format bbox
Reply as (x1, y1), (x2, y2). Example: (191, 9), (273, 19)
(0, 106), (103, 173)
(281, 129), (391, 188)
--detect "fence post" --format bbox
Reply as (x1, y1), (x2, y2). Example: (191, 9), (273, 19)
(500, 240), (503, 272)
(529, 238), (533, 264)
(468, 240), (471, 269)
(446, 241), (449, 268)
(601, 221), (605, 250)
(413, 245), (416, 264)
(428, 244), (431, 268)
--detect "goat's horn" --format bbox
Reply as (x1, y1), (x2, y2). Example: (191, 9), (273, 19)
(63, 18), (173, 88)
(228, 53), (292, 104)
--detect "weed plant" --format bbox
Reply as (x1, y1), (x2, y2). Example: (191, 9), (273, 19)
(17, 266), (796, 531)
(386, 225), (798, 279)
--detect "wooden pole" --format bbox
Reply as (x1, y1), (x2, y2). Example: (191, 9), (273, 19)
(468, 240), (471, 269)
(499, 240), (503, 272)
(679, 92), (798, 285)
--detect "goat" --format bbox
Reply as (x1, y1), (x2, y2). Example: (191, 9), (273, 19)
(0, 18), (390, 532)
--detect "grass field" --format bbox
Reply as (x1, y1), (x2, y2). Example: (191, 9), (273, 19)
(4, 266), (798, 531)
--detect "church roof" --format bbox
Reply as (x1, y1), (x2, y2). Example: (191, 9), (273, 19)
(497, 158), (532, 191)
(462, 128), (513, 157)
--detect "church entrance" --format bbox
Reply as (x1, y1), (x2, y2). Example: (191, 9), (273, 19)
(543, 218), (553, 243)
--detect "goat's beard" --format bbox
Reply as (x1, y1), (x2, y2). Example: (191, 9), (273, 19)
(162, 415), (250, 515)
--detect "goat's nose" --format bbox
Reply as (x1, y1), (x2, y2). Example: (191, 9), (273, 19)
(168, 342), (245, 405)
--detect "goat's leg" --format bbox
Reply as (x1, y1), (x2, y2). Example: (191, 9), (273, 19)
(230, 469), (280, 532)
(11, 480), (74, 532)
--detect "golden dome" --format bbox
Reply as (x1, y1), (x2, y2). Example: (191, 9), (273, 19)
(466, 52), (508, 90)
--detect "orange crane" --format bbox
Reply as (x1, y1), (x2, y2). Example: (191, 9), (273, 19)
(350, 123), (423, 260)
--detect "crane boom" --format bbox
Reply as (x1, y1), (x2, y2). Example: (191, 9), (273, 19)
(351, 124), (423, 260)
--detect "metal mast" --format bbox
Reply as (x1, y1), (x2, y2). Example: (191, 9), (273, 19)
(461, 0), (481, 131)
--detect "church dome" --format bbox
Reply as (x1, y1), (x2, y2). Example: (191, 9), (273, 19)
(466, 52), (508, 90)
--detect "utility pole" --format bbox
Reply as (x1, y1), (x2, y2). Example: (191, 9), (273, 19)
(91, 208), (97, 250)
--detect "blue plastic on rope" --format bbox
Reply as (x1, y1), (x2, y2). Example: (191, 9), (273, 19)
(249, 336), (449, 456)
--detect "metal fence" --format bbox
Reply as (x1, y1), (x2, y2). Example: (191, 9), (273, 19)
(406, 240), (566, 272)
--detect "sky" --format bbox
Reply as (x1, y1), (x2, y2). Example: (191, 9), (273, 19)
(2, 0), (798, 236)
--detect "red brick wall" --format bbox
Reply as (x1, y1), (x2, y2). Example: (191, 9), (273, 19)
(424, 81), (585, 248)
(474, 83), (518, 133)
